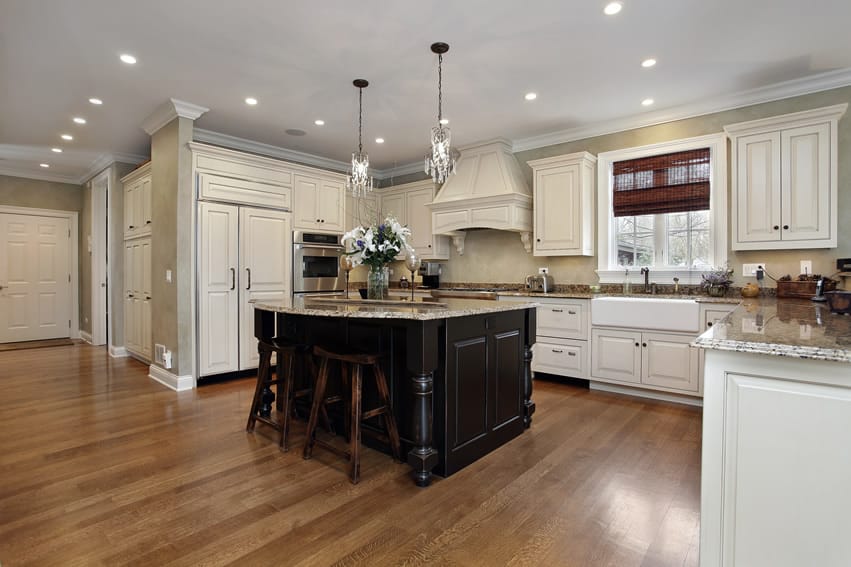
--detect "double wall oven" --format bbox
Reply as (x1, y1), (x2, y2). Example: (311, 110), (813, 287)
(292, 231), (345, 296)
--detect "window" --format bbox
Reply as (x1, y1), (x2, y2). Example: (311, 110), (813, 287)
(596, 134), (727, 284)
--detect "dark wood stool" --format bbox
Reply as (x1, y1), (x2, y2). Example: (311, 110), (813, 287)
(303, 344), (402, 483)
(246, 338), (309, 451)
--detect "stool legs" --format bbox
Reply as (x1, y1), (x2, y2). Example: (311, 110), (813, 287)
(303, 356), (330, 460)
(372, 364), (402, 462)
(349, 364), (362, 483)
(278, 349), (295, 451)
(246, 345), (272, 432)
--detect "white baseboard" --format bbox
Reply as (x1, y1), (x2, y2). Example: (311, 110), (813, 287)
(109, 345), (129, 358)
(589, 381), (703, 407)
(148, 364), (195, 392)
(79, 331), (93, 344)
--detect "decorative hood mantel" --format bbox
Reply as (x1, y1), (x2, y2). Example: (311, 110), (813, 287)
(426, 139), (532, 255)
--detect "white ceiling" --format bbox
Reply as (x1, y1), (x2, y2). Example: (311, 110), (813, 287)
(3, 0), (851, 184)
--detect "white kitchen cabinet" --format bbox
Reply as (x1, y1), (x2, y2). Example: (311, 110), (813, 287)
(698, 302), (738, 386)
(122, 163), (152, 239)
(701, 348), (851, 567)
(345, 191), (380, 233)
(591, 327), (699, 394)
(293, 174), (344, 233)
(378, 180), (450, 260)
(528, 152), (596, 256)
(198, 202), (291, 376)
(124, 236), (151, 362)
(725, 104), (846, 250)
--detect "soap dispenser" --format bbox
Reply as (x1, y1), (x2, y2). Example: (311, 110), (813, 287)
(623, 268), (631, 294)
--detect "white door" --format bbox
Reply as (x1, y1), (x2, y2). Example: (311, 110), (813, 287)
(590, 328), (642, 384)
(781, 123), (830, 242)
(239, 207), (291, 370)
(198, 202), (239, 376)
(123, 240), (136, 352)
(293, 175), (320, 229)
(0, 213), (72, 342)
(405, 186), (435, 254)
(641, 332), (699, 392)
(317, 179), (344, 231)
(736, 132), (782, 244)
(139, 238), (152, 360)
(534, 165), (581, 253)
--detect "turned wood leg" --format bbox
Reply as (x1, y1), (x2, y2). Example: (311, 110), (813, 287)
(408, 371), (439, 487)
(523, 343), (536, 429)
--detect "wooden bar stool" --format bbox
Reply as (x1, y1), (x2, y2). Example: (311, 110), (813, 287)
(246, 338), (307, 452)
(303, 344), (402, 483)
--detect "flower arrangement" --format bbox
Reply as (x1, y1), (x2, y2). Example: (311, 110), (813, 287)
(702, 265), (734, 296)
(342, 216), (411, 269)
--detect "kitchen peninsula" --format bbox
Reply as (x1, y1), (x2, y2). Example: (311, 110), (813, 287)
(252, 296), (538, 486)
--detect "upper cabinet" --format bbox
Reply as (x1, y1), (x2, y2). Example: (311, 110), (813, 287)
(121, 163), (152, 238)
(293, 174), (345, 232)
(345, 191), (380, 233)
(378, 180), (450, 260)
(725, 104), (847, 250)
(528, 152), (596, 256)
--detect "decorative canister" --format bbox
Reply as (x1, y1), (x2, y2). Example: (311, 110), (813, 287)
(741, 282), (760, 298)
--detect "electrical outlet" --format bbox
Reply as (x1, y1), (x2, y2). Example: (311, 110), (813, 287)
(742, 263), (765, 277)
(538, 267), (549, 274)
(800, 260), (812, 276)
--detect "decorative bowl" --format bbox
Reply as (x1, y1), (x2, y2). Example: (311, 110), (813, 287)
(824, 291), (851, 315)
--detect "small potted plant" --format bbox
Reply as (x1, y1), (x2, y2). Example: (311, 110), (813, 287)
(702, 266), (734, 297)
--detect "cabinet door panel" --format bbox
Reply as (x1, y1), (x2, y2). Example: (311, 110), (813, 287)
(405, 187), (435, 254)
(198, 202), (239, 376)
(533, 339), (586, 379)
(239, 207), (291, 370)
(380, 193), (405, 223)
(346, 192), (379, 232)
(781, 123), (830, 242)
(317, 180), (344, 231)
(641, 332), (698, 392)
(537, 301), (586, 339)
(591, 328), (641, 383)
(293, 175), (320, 229)
(736, 132), (781, 243)
(140, 176), (152, 229)
(124, 185), (135, 234)
(535, 165), (580, 252)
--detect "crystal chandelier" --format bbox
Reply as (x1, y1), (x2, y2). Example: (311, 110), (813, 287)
(347, 79), (373, 197)
(425, 42), (459, 183)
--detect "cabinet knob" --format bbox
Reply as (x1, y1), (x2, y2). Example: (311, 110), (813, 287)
(773, 225), (779, 230)
(707, 321), (713, 327)
(783, 224), (789, 230)
(642, 342), (647, 347)
(129, 225), (135, 229)
(536, 238), (541, 242)
(428, 244), (432, 248)
(567, 352), (576, 357)
(635, 342), (640, 347)
(128, 293), (134, 298)
(146, 220), (151, 225)
(145, 296), (151, 300)
(568, 311), (576, 315)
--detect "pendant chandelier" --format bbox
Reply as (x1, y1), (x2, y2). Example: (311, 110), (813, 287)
(347, 79), (373, 197)
(425, 42), (459, 183)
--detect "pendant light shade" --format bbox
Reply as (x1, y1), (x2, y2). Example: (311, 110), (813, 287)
(425, 42), (459, 183)
(347, 79), (373, 197)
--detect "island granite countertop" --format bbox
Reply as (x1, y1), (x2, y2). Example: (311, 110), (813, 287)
(694, 297), (851, 363)
(252, 295), (539, 321)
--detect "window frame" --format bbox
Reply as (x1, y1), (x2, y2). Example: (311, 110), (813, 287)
(596, 133), (727, 285)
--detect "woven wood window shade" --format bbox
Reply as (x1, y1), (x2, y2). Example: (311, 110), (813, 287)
(612, 148), (710, 217)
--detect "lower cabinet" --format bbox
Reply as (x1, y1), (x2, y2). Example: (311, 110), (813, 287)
(534, 338), (587, 378)
(591, 327), (699, 394)
(124, 236), (151, 361)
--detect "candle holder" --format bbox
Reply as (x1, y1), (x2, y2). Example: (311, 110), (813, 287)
(339, 254), (354, 299)
(404, 250), (421, 303)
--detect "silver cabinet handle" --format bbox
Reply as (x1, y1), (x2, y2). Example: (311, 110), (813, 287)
(246, 267), (251, 290)
(551, 309), (563, 313)
(230, 268), (235, 290)
(551, 348), (563, 353)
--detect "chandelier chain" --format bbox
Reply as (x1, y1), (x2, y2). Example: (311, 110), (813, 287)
(437, 53), (443, 122)
(358, 86), (363, 153)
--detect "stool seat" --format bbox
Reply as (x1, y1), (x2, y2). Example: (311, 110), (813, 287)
(303, 344), (402, 484)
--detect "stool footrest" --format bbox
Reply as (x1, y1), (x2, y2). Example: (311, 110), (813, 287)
(361, 406), (389, 420)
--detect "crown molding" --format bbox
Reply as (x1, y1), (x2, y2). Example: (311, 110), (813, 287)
(142, 98), (210, 135)
(511, 67), (851, 153)
(0, 165), (81, 184)
(77, 152), (148, 184)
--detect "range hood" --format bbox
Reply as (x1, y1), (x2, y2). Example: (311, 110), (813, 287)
(427, 139), (532, 255)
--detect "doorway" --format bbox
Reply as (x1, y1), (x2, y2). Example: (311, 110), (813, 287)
(91, 172), (108, 345)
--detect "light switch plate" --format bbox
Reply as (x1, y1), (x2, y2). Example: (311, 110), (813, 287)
(742, 263), (765, 277)
(538, 267), (549, 274)
(800, 260), (812, 275)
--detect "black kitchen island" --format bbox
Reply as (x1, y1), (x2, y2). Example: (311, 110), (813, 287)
(253, 296), (537, 487)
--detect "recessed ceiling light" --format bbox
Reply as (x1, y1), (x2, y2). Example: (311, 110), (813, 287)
(524, 92), (538, 101)
(245, 97), (258, 106)
(51, 148), (62, 153)
(642, 98), (655, 106)
(604, 2), (622, 15)
(439, 118), (449, 125)
(375, 138), (385, 144)
(314, 119), (325, 126)
(641, 58), (657, 68)
(61, 134), (73, 141)
(89, 98), (103, 105)
(40, 163), (50, 168)
(73, 117), (87, 124)
(119, 53), (137, 65)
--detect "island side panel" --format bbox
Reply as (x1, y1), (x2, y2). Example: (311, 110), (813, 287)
(523, 306), (536, 428)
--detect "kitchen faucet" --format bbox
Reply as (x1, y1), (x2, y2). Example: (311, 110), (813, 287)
(640, 267), (650, 293)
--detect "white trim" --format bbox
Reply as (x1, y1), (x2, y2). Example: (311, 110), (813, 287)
(589, 381), (702, 407)
(109, 345), (128, 358)
(142, 98), (210, 135)
(148, 364), (195, 391)
(79, 330), (93, 344)
(513, 67), (851, 153)
(595, 133), (728, 284)
(119, 161), (151, 184)
(78, 153), (147, 185)
(0, 153), (147, 186)
(0, 166), (82, 185)
(0, 204), (79, 339)
(90, 170), (108, 345)
(723, 103), (848, 136)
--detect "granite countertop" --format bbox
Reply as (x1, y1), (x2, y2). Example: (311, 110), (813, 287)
(252, 296), (538, 321)
(694, 297), (851, 363)
(499, 290), (741, 304)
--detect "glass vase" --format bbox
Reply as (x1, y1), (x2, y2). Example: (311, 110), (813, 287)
(367, 265), (389, 300)
(706, 284), (728, 297)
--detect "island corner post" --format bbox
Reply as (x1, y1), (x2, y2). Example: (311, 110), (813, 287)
(253, 303), (537, 487)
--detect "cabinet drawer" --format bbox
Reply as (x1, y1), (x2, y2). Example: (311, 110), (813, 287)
(533, 339), (587, 379)
(199, 173), (292, 209)
(537, 301), (587, 339)
(195, 152), (293, 187)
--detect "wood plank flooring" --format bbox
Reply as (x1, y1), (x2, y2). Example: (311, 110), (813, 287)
(0, 344), (702, 566)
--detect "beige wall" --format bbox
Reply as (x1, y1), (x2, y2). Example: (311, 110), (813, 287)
(0, 174), (85, 324)
(150, 117), (194, 376)
(414, 86), (851, 286)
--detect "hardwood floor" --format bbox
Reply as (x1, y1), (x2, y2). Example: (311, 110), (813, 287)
(0, 344), (702, 566)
